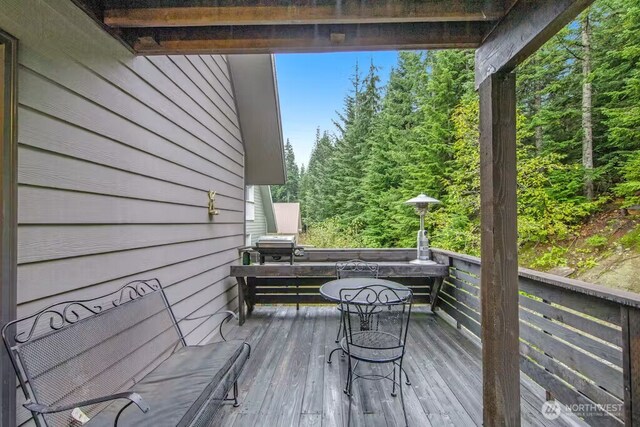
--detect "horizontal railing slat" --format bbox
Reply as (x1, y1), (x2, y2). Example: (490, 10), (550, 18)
(520, 322), (623, 399)
(520, 342), (623, 412)
(519, 276), (621, 326)
(439, 288), (481, 324)
(520, 357), (623, 427)
(443, 276), (622, 366)
(295, 248), (416, 263)
(518, 294), (622, 347)
(520, 308), (622, 367)
(253, 294), (328, 304)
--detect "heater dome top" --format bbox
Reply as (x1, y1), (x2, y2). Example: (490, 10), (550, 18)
(404, 194), (441, 206)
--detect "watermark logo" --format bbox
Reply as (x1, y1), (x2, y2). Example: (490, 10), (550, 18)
(542, 400), (562, 420)
(541, 400), (623, 420)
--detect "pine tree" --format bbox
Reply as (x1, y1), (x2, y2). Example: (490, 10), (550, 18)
(271, 139), (300, 202)
(329, 60), (382, 230)
(361, 52), (424, 247)
(592, 0), (640, 188)
(303, 130), (335, 223)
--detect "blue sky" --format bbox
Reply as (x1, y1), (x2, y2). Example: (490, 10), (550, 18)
(275, 51), (399, 168)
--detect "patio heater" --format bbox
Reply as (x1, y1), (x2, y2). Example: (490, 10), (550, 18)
(404, 194), (441, 265)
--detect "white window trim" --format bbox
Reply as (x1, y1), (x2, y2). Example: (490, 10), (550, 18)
(246, 186), (255, 221)
(246, 185), (255, 202)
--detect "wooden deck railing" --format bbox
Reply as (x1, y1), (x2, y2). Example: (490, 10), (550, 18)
(431, 248), (640, 426)
(235, 248), (442, 307)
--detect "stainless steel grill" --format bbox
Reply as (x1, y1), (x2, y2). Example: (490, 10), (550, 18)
(254, 235), (298, 265)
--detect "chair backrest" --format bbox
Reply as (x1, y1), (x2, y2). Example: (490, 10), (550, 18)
(339, 285), (413, 361)
(335, 259), (379, 279)
(2, 279), (184, 427)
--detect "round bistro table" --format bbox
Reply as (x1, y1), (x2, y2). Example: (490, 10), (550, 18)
(319, 277), (411, 304)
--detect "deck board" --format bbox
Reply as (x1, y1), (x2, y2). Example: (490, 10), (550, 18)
(212, 306), (582, 426)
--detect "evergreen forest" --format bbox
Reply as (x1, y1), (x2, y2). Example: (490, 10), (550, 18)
(270, 0), (640, 271)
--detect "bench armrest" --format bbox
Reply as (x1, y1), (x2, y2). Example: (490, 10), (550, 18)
(179, 310), (237, 341)
(24, 391), (149, 415)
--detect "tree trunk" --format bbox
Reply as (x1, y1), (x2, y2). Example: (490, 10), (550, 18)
(535, 87), (543, 154)
(582, 13), (594, 200)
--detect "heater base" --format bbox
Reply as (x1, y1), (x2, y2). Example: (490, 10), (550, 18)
(410, 259), (437, 265)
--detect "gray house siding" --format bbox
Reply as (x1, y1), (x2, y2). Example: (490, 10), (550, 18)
(0, 2), (245, 423)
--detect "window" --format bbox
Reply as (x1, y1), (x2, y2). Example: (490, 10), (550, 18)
(246, 186), (255, 221)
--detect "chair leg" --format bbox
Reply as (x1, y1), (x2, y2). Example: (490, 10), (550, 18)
(399, 364), (408, 427)
(225, 380), (240, 407)
(335, 310), (342, 343)
(327, 347), (342, 364)
(401, 365), (411, 385)
(391, 364), (397, 397)
(347, 374), (353, 427)
(344, 356), (352, 396)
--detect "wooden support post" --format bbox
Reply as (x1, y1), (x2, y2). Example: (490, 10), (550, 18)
(479, 71), (521, 426)
(247, 277), (256, 315)
(430, 277), (444, 312)
(622, 306), (640, 425)
(0, 31), (17, 427)
(237, 276), (246, 326)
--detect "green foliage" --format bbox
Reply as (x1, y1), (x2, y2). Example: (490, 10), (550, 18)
(585, 235), (608, 248)
(300, 130), (335, 223)
(298, 1), (640, 253)
(299, 218), (365, 248)
(614, 151), (640, 207)
(530, 247), (568, 270)
(621, 225), (640, 251)
(577, 257), (599, 270)
(429, 96), (480, 256)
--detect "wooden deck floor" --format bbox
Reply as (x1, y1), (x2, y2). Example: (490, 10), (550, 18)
(212, 306), (581, 427)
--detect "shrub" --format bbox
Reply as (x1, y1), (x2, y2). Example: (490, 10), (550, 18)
(585, 235), (608, 249)
(299, 217), (365, 248)
(614, 151), (640, 208)
(577, 257), (598, 270)
(531, 246), (568, 270)
(621, 225), (640, 251)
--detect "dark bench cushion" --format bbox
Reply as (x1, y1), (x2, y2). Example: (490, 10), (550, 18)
(87, 340), (249, 427)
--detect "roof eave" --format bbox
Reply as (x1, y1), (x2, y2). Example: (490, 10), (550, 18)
(228, 54), (286, 185)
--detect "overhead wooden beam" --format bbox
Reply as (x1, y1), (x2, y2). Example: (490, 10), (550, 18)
(126, 22), (488, 55)
(479, 71), (521, 426)
(104, 1), (504, 28)
(475, 0), (595, 87)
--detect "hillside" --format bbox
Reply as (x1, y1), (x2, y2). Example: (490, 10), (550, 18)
(520, 204), (640, 292)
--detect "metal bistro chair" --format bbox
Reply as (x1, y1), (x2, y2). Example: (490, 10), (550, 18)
(334, 259), (380, 343)
(339, 285), (413, 427)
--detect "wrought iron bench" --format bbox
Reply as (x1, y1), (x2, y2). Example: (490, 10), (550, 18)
(2, 279), (250, 427)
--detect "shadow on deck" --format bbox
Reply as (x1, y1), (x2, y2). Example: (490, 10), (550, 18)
(211, 306), (579, 427)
